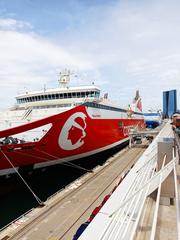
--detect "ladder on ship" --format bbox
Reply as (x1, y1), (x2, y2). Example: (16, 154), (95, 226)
(22, 107), (33, 120)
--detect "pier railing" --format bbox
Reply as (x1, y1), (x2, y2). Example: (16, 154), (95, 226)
(79, 121), (180, 240)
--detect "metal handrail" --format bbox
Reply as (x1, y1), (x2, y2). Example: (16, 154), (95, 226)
(150, 154), (167, 240)
(173, 150), (180, 239)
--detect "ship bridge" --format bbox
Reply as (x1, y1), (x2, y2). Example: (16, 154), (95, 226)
(15, 71), (100, 109)
(15, 85), (100, 108)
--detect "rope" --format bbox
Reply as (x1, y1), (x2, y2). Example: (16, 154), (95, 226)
(0, 149), (45, 206)
(35, 148), (93, 173)
(10, 148), (49, 161)
(5, 146), (93, 173)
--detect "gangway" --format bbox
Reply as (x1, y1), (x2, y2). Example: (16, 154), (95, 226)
(22, 107), (33, 120)
(128, 128), (159, 147)
(79, 121), (180, 240)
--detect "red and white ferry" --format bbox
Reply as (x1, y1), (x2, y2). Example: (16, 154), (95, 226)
(0, 70), (145, 176)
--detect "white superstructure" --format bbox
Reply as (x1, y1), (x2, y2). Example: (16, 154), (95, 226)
(0, 70), (100, 129)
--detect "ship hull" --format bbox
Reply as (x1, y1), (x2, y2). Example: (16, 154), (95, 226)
(145, 120), (160, 129)
(144, 113), (162, 129)
(0, 102), (145, 176)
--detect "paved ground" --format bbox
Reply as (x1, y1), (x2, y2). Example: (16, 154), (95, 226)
(156, 164), (180, 240)
(135, 162), (180, 240)
(2, 146), (146, 240)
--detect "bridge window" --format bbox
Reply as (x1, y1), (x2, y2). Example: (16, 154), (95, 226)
(95, 91), (100, 98)
(72, 92), (76, 98)
(68, 92), (72, 98)
(90, 91), (94, 97)
(17, 89), (100, 104)
(81, 92), (85, 98)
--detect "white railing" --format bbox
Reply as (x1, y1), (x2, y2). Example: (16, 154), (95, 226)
(79, 121), (178, 240)
(173, 148), (180, 239)
(150, 155), (166, 240)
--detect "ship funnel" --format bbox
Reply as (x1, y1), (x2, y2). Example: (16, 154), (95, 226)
(58, 69), (71, 88)
(130, 90), (142, 112)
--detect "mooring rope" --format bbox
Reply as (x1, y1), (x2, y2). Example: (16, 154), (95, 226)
(35, 148), (93, 173)
(6, 146), (93, 173)
(0, 149), (45, 206)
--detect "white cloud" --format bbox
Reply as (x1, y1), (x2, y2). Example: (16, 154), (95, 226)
(0, 26), (93, 109)
(58, 0), (180, 110)
(0, 18), (32, 30)
(0, 0), (180, 111)
(0, 30), (91, 69)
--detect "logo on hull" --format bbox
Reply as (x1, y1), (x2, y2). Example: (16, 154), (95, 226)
(59, 112), (87, 150)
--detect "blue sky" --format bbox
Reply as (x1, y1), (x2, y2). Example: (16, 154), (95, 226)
(0, 0), (179, 110)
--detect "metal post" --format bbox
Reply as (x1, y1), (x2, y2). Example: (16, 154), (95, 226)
(150, 155), (166, 240)
(173, 154), (180, 238)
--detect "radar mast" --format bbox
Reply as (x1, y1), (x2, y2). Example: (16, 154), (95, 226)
(58, 69), (71, 88)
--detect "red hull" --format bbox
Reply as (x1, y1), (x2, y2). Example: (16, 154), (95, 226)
(0, 103), (145, 175)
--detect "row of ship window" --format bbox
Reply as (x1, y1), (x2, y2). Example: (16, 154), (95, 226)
(84, 102), (127, 112)
(33, 103), (75, 109)
(84, 102), (143, 115)
(17, 91), (100, 104)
